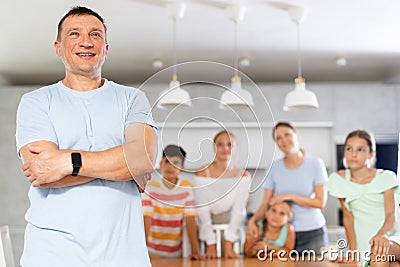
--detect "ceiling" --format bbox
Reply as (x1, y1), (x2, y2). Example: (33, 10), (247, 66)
(2, 0), (400, 86)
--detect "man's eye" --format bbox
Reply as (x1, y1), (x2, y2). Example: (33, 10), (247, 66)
(68, 32), (79, 37)
(91, 33), (101, 37)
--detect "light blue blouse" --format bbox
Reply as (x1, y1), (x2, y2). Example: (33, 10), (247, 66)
(263, 156), (328, 231)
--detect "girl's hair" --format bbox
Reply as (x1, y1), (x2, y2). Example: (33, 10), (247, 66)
(344, 129), (376, 152)
(343, 129), (376, 167)
(213, 130), (236, 143)
(272, 122), (297, 141)
(261, 201), (293, 237)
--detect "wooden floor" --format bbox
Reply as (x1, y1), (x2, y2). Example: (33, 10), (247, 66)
(150, 258), (360, 267)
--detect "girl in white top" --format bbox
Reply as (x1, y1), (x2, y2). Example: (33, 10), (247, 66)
(194, 130), (251, 259)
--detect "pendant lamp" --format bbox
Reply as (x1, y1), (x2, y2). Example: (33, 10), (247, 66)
(157, 2), (192, 109)
(283, 6), (319, 111)
(220, 5), (254, 109)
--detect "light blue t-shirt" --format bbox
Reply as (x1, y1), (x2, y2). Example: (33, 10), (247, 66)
(16, 80), (157, 267)
(263, 156), (328, 231)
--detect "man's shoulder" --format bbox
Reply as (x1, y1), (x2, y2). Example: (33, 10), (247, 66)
(107, 80), (140, 94)
(22, 83), (58, 99)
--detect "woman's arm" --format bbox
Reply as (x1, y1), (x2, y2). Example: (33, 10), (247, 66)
(247, 189), (274, 238)
(269, 184), (326, 209)
(369, 188), (396, 256)
(339, 198), (357, 251)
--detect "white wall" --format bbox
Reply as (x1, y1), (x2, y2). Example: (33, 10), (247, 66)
(1, 81), (399, 264)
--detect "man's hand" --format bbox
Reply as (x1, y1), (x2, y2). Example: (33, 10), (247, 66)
(22, 144), (72, 187)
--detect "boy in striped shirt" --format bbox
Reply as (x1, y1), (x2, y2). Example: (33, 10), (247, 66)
(142, 145), (202, 259)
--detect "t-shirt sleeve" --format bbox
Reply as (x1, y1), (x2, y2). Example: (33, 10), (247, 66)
(326, 172), (357, 198)
(125, 90), (158, 131)
(372, 170), (399, 193)
(262, 163), (275, 190)
(313, 158), (328, 185)
(16, 93), (58, 154)
(327, 172), (345, 197)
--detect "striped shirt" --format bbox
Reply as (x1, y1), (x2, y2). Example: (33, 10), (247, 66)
(142, 178), (196, 257)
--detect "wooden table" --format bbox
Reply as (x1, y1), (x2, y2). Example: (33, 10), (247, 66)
(150, 258), (359, 267)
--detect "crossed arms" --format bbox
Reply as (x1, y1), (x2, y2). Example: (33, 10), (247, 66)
(19, 123), (158, 191)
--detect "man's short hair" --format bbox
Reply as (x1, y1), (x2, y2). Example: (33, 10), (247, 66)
(162, 145), (186, 163)
(57, 6), (107, 41)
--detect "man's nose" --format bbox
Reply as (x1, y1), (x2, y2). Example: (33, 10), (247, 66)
(80, 35), (94, 48)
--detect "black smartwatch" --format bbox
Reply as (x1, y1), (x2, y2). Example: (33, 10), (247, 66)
(71, 153), (82, 176)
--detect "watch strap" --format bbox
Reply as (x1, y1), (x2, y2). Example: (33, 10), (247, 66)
(71, 153), (81, 176)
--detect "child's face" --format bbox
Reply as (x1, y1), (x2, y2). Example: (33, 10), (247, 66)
(344, 136), (375, 170)
(159, 156), (184, 183)
(266, 202), (291, 227)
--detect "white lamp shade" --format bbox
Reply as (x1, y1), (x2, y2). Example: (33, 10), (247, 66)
(157, 80), (192, 109)
(220, 76), (254, 109)
(283, 78), (319, 111)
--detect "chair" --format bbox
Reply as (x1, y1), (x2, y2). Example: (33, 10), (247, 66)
(0, 225), (15, 267)
(199, 224), (245, 258)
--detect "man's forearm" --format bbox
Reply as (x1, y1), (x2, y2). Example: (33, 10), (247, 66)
(23, 124), (158, 188)
(78, 145), (132, 181)
(41, 176), (96, 188)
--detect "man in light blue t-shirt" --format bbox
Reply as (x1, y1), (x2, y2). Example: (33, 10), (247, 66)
(16, 6), (157, 267)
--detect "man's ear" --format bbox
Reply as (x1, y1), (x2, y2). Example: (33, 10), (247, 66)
(54, 40), (61, 57)
(104, 43), (109, 60)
